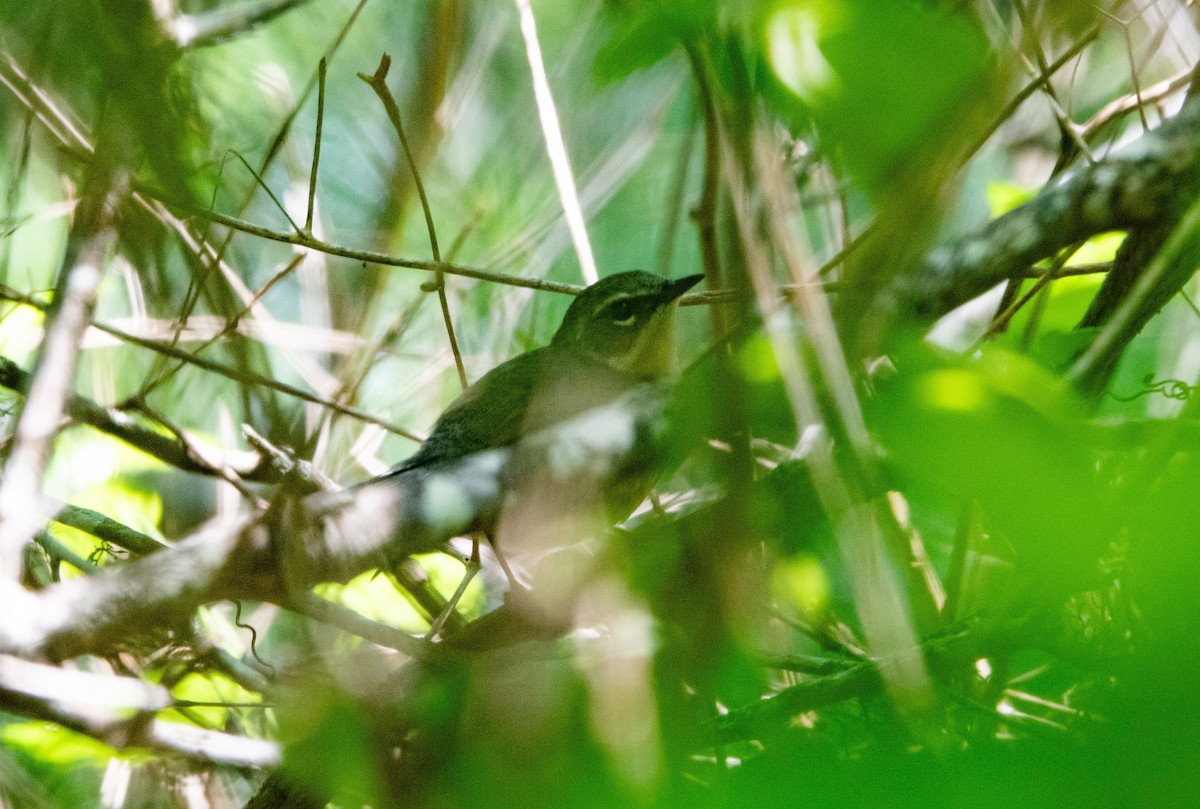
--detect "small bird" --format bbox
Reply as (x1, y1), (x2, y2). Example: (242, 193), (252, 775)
(311, 270), (702, 629)
(372, 267), (700, 628)
(379, 270), (703, 491)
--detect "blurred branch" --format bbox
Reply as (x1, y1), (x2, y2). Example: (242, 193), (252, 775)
(514, 0), (598, 284)
(1067, 195), (1200, 391)
(0, 137), (125, 584)
(0, 653), (280, 767)
(683, 42), (723, 329)
(723, 119), (931, 713)
(0, 383), (671, 661)
(168, 0), (312, 48)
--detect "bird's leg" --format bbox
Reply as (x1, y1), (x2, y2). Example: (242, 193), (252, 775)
(485, 532), (526, 595)
(426, 534), (529, 639)
(425, 538), (482, 640)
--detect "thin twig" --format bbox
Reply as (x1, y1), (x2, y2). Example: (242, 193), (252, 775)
(1005, 0), (1095, 164)
(0, 56), (363, 422)
(160, 0), (369, 407)
(1094, 5), (1152, 132)
(228, 150), (303, 235)
(975, 241), (1086, 345)
(304, 56), (326, 233)
(162, 196), (588, 294)
(966, 24), (1100, 157)
(1080, 68), (1193, 143)
(359, 55), (467, 389)
(0, 286), (424, 442)
(0, 353), (273, 482)
(359, 56), (442, 264)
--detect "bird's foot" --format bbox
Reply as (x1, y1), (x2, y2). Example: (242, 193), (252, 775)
(425, 553), (482, 640)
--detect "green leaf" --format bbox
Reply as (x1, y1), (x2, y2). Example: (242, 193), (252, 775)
(595, 3), (700, 81)
(0, 722), (116, 766)
(872, 344), (1107, 594)
(766, 0), (991, 195)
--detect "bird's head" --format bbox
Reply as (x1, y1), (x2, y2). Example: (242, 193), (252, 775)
(551, 271), (704, 378)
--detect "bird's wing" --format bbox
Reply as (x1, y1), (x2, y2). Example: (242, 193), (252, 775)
(381, 348), (550, 475)
(383, 347), (639, 476)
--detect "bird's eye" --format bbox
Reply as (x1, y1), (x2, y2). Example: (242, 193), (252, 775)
(605, 298), (640, 325)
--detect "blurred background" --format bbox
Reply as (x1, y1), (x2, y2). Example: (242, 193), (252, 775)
(2, 0), (1200, 807)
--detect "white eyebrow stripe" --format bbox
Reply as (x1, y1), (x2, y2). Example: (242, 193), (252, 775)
(600, 292), (658, 310)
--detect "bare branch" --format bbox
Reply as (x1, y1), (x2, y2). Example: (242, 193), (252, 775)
(0, 383), (671, 661)
(0, 353), (272, 482)
(0, 653), (279, 767)
(0, 147), (126, 583)
(889, 95), (1200, 320)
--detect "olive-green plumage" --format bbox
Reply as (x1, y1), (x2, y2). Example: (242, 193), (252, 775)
(380, 270), (702, 480)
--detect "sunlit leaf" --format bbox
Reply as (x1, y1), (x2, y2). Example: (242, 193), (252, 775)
(771, 553), (831, 621)
(0, 722), (116, 766)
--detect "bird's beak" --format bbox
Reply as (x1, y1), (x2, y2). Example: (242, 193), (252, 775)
(660, 274), (704, 304)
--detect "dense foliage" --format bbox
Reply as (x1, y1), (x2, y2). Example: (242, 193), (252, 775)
(1, 1), (1198, 807)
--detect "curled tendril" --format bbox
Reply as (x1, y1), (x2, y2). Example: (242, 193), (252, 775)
(233, 599), (276, 676)
(1109, 378), (1195, 402)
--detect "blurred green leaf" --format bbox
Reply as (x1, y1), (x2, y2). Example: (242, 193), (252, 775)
(872, 344), (1107, 594)
(281, 696), (384, 806)
(595, 1), (706, 81)
(766, 0), (990, 195)
(0, 721), (115, 767)
(770, 553), (831, 622)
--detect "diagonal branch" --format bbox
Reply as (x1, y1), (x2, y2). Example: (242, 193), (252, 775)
(889, 93), (1200, 321)
(0, 354), (273, 482)
(0, 144), (126, 584)
(0, 653), (279, 767)
(0, 383), (672, 662)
